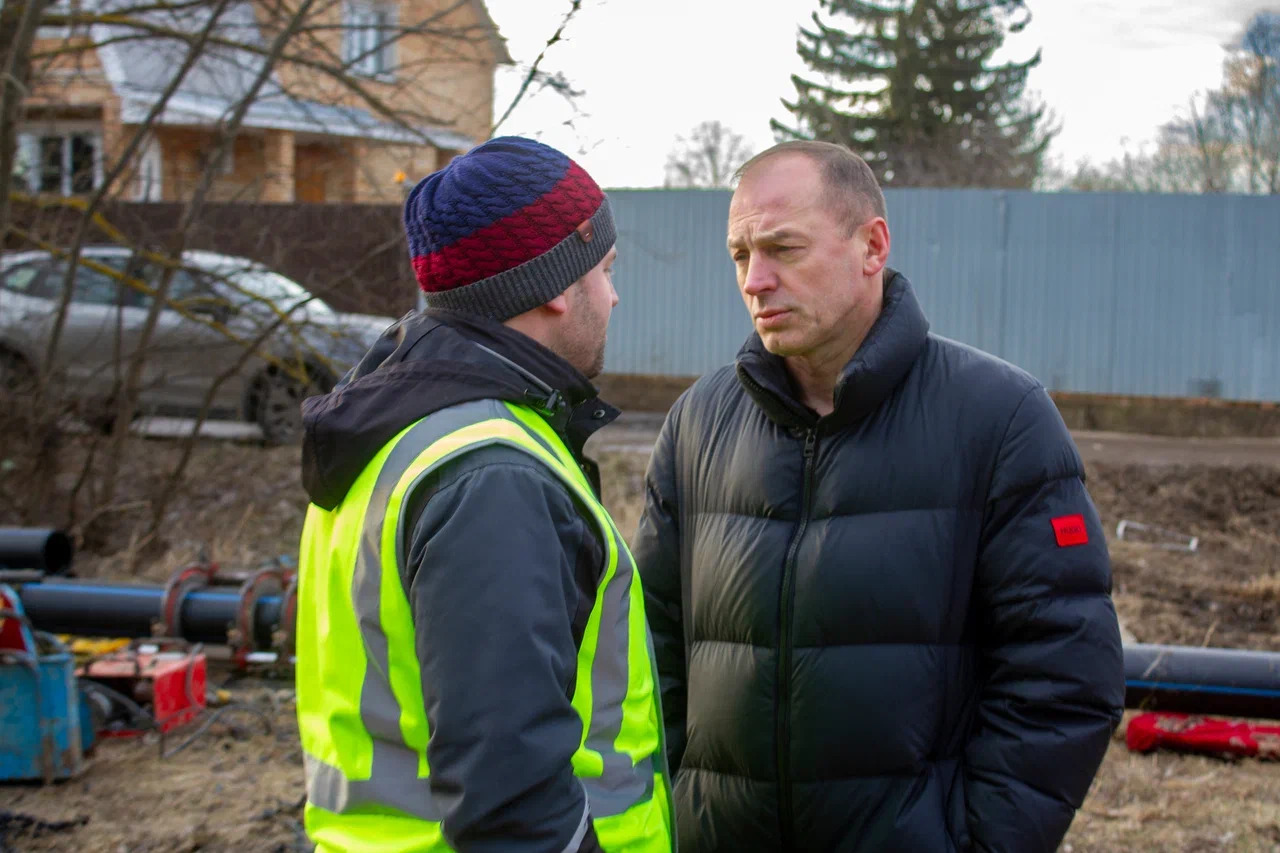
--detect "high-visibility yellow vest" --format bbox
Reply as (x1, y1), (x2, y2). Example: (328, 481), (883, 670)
(295, 398), (675, 852)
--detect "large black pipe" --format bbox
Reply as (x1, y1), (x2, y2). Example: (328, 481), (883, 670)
(12, 581), (1280, 719)
(0, 528), (73, 574)
(15, 579), (282, 649)
(1124, 643), (1280, 719)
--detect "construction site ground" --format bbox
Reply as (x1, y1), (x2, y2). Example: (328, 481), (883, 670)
(2, 419), (1278, 852)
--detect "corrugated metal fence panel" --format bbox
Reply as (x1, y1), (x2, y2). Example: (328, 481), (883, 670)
(880, 189), (1007, 358)
(1223, 196), (1280, 401)
(605, 188), (1280, 402)
(608, 190), (750, 377)
(997, 191), (1123, 396)
(1109, 193), (1227, 398)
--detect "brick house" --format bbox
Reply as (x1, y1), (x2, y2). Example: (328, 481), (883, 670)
(15, 0), (511, 203)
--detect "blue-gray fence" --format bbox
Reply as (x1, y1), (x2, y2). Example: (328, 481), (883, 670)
(605, 189), (1280, 402)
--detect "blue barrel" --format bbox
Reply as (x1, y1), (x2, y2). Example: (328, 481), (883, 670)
(0, 585), (84, 782)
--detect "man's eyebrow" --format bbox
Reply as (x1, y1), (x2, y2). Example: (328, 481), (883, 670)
(727, 229), (801, 250)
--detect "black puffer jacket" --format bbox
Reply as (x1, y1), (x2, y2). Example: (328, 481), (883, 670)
(633, 271), (1125, 852)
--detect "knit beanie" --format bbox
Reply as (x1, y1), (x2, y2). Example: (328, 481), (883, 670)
(403, 136), (616, 322)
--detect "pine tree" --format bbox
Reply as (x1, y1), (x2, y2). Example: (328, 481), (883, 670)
(773, 0), (1054, 188)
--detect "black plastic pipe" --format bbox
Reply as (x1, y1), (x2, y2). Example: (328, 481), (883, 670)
(15, 580), (282, 649)
(1124, 643), (1280, 719)
(0, 528), (73, 574)
(13, 581), (1280, 720)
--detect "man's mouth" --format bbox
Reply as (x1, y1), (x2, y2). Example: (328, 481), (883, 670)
(755, 308), (790, 328)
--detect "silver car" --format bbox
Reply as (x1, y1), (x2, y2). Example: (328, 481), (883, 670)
(0, 246), (394, 443)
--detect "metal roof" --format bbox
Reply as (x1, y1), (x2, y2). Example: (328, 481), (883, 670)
(91, 0), (477, 148)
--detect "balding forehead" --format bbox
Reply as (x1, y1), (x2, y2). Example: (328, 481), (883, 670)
(736, 145), (884, 229)
(731, 161), (822, 211)
(738, 149), (818, 181)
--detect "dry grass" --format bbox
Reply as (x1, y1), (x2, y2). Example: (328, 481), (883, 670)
(4, 687), (306, 852)
(1241, 574), (1280, 604)
(600, 449), (1280, 852)
(3, 437), (1279, 851)
(1064, 716), (1280, 852)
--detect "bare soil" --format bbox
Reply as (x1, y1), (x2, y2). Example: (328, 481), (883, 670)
(1, 427), (1277, 852)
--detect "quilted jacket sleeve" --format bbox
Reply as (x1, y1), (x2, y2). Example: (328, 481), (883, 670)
(403, 452), (605, 853)
(632, 403), (688, 772)
(964, 385), (1126, 853)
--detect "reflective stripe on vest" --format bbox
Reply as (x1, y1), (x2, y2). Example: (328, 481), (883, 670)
(295, 399), (672, 851)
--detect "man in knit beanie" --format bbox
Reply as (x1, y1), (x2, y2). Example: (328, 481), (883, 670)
(294, 137), (675, 853)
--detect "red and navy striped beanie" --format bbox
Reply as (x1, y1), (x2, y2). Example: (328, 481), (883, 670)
(403, 136), (615, 321)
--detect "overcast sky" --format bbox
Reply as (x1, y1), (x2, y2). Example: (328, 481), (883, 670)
(481, 0), (1276, 189)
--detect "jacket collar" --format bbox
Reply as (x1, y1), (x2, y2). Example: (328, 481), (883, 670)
(735, 269), (930, 430)
(300, 308), (618, 509)
(417, 310), (620, 457)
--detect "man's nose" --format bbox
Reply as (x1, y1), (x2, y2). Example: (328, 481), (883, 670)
(741, 257), (776, 296)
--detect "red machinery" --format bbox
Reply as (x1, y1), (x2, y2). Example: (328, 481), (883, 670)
(78, 641), (207, 737)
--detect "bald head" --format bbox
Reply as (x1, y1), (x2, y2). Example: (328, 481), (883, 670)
(734, 141), (886, 234)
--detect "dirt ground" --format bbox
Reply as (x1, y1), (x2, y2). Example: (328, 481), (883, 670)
(1, 425), (1278, 852)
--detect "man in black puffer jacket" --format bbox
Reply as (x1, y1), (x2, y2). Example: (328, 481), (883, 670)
(633, 141), (1126, 852)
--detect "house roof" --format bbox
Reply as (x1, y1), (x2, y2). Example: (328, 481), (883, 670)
(116, 88), (475, 149)
(91, 0), (482, 149)
(470, 0), (514, 65)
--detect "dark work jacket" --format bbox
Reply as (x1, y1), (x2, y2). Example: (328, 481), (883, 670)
(633, 270), (1126, 853)
(300, 309), (619, 853)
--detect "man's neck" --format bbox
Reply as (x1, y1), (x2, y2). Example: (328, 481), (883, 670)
(502, 313), (557, 355)
(784, 338), (859, 418)
(784, 284), (884, 418)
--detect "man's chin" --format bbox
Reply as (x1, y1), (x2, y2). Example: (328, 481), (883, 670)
(759, 330), (800, 357)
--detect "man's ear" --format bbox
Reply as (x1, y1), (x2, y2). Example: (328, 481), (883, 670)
(542, 290), (571, 317)
(861, 217), (890, 277)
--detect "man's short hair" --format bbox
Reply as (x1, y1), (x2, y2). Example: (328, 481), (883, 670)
(734, 141), (887, 232)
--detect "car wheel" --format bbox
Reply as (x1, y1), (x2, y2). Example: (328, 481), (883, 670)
(0, 349), (36, 397)
(253, 368), (329, 445)
(80, 398), (130, 436)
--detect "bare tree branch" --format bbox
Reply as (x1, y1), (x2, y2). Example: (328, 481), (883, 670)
(40, 0), (236, 378)
(96, 0), (321, 508)
(664, 121), (755, 189)
(31, 6), (485, 134)
(491, 0), (582, 134)
(0, 0), (51, 240)
(5, 0), (583, 565)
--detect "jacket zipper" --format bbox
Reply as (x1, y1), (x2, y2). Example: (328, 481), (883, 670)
(776, 427), (817, 849)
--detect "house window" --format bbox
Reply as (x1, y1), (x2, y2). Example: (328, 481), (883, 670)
(15, 130), (103, 195)
(343, 2), (396, 78)
(197, 141), (234, 178)
(133, 137), (163, 201)
(34, 0), (86, 39)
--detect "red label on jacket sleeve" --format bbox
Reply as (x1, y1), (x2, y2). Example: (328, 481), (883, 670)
(1051, 514), (1089, 547)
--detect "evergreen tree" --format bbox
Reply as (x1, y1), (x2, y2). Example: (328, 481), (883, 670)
(773, 0), (1055, 188)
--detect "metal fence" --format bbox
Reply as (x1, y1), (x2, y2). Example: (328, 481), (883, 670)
(12, 190), (1276, 401)
(606, 189), (1280, 402)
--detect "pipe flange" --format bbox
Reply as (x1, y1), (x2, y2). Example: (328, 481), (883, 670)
(231, 567), (283, 667)
(274, 575), (299, 661)
(155, 563), (216, 639)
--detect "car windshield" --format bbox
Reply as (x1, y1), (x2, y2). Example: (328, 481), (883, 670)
(203, 261), (335, 317)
